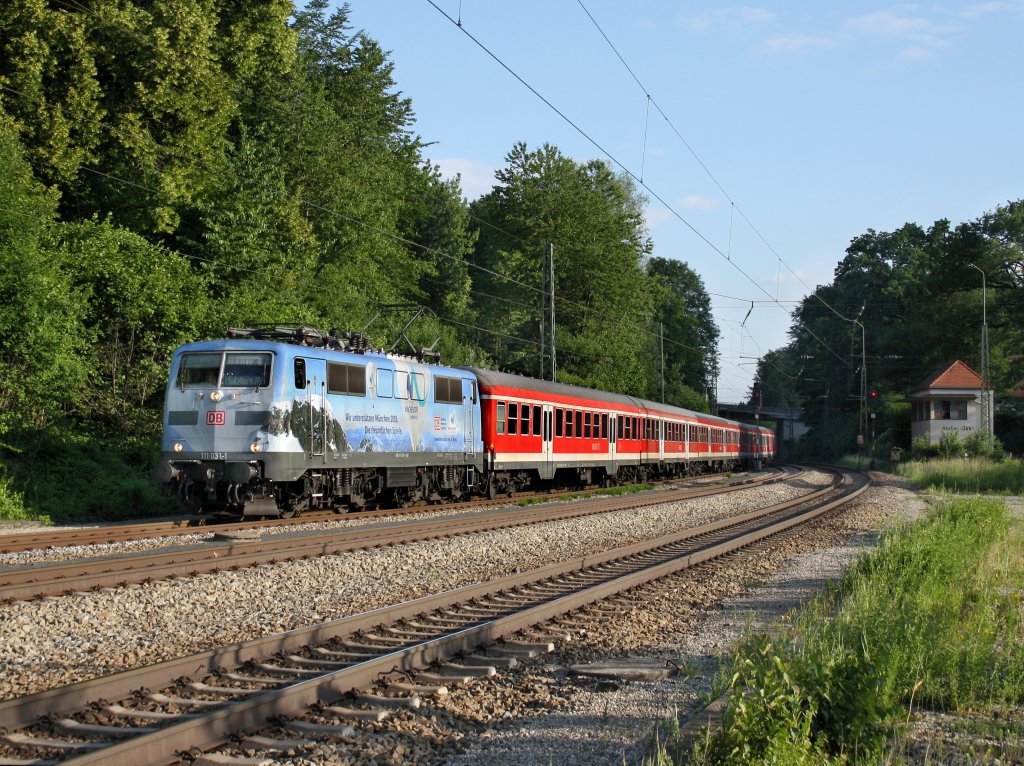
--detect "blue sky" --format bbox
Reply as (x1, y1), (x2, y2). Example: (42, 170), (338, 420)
(346, 1), (1023, 403)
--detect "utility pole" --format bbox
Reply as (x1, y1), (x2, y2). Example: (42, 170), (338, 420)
(659, 322), (665, 402)
(547, 243), (556, 382)
(970, 264), (991, 443)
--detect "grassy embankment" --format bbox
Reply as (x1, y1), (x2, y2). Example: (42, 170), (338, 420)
(896, 456), (1024, 494)
(644, 495), (1024, 765)
(0, 430), (173, 524)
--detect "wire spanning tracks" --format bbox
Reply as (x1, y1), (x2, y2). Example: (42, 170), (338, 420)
(0, 469), (795, 602)
(0, 469), (784, 555)
(0, 466), (865, 766)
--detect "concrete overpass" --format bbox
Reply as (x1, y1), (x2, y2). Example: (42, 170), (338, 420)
(715, 403), (808, 452)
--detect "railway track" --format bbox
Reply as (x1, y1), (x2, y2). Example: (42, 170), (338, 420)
(0, 469), (782, 555)
(0, 466), (867, 765)
(0, 468), (795, 602)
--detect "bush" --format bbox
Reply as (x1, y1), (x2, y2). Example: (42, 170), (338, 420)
(936, 430), (964, 458)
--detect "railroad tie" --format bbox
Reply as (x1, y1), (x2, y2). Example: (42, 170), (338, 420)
(285, 720), (357, 738)
(146, 692), (225, 708)
(355, 692), (422, 709)
(55, 718), (156, 737)
(187, 681), (265, 696)
(192, 754), (275, 766)
(282, 654), (352, 669)
(462, 653), (517, 670)
(240, 734), (316, 751)
(385, 681), (447, 698)
(323, 706), (390, 722)
(0, 732), (106, 751)
(103, 704), (200, 721)
(436, 662), (497, 678)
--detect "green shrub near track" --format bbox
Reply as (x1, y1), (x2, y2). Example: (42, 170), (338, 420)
(647, 497), (1024, 765)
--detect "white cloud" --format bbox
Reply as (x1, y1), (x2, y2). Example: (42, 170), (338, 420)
(679, 5), (776, 33)
(434, 158), (498, 202)
(758, 33), (837, 55)
(961, 1), (1024, 19)
(679, 194), (721, 210)
(755, 6), (956, 60)
(644, 206), (675, 228)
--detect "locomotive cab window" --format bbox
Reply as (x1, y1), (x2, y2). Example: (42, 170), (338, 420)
(328, 362), (366, 396)
(177, 353), (222, 388)
(222, 352), (272, 388)
(293, 358), (306, 389)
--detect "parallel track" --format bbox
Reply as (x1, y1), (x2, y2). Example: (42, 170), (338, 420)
(0, 468), (795, 602)
(0, 469), (783, 554)
(0, 466), (867, 766)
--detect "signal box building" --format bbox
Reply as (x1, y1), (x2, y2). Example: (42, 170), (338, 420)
(909, 360), (991, 445)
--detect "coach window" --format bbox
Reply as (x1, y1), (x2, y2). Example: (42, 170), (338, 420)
(508, 403), (519, 435)
(623, 417), (630, 440)
(327, 362), (365, 396)
(575, 410), (583, 438)
(521, 403), (530, 435)
(555, 408), (563, 437)
(601, 413), (608, 439)
(496, 402), (506, 435)
(377, 369), (394, 398)
(584, 412), (591, 439)
(533, 405), (542, 436)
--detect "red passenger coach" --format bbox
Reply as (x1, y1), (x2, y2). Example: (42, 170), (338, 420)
(465, 368), (773, 496)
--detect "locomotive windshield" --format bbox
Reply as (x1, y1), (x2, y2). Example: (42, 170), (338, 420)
(176, 353), (222, 388)
(175, 352), (272, 388)
(222, 353), (272, 387)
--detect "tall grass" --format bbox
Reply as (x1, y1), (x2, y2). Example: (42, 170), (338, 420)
(896, 457), (1024, 494)
(657, 497), (1024, 765)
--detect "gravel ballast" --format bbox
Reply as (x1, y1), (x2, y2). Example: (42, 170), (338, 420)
(0, 472), (830, 701)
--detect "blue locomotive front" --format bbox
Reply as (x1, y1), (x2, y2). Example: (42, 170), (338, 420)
(154, 328), (485, 516)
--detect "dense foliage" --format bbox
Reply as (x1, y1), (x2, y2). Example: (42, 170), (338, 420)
(752, 202), (1024, 457)
(0, 1), (717, 520)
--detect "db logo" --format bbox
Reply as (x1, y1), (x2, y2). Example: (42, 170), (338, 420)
(206, 410), (226, 426)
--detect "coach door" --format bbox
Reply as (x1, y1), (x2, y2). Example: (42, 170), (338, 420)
(298, 357), (326, 458)
(462, 378), (476, 456)
(541, 404), (554, 480)
(608, 414), (617, 464)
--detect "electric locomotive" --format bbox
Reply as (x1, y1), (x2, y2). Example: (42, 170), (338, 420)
(153, 326), (485, 516)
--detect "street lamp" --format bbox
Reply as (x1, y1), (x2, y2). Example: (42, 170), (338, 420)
(969, 264), (991, 441)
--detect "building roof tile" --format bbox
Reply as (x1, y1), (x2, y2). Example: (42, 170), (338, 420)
(911, 360), (983, 393)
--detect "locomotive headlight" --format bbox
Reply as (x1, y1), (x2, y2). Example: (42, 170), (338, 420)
(210, 390), (223, 402)
(173, 442), (184, 453)
(249, 441), (263, 453)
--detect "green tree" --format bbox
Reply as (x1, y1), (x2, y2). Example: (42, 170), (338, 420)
(0, 124), (88, 430)
(469, 142), (654, 395)
(647, 256), (717, 410)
